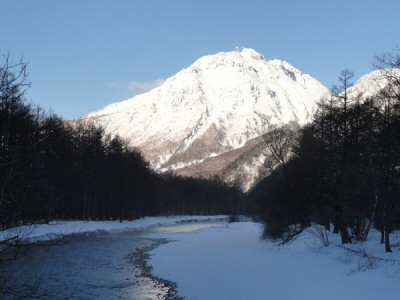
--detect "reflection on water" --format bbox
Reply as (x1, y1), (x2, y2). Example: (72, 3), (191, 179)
(151, 222), (224, 234)
(3, 221), (225, 299)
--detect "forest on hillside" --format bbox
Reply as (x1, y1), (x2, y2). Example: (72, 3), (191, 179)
(0, 56), (244, 231)
(253, 52), (400, 252)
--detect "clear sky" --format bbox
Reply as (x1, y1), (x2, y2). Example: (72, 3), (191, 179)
(2, 0), (400, 119)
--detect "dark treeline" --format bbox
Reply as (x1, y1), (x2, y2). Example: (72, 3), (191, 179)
(0, 56), (244, 229)
(255, 53), (400, 251)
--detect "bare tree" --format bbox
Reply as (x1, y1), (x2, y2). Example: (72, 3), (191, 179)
(264, 125), (297, 172)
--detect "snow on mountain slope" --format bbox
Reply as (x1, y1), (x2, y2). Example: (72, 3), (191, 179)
(218, 123), (298, 191)
(85, 48), (329, 190)
(347, 68), (400, 99)
(218, 137), (272, 192)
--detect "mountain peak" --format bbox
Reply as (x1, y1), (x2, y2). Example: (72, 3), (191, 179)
(86, 49), (329, 190)
(191, 48), (267, 71)
(238, 47), (265, 60)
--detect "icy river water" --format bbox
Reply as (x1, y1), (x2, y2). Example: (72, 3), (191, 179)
(5, 222), (224, 299)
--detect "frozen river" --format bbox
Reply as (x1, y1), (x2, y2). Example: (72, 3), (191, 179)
(3, 222), (225, 299)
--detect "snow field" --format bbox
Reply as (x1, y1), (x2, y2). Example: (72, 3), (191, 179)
(149, 222), (400, 300)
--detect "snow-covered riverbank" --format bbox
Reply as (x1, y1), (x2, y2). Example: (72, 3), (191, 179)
(149, 222), (400, 300)
(0, 215), (228, 243)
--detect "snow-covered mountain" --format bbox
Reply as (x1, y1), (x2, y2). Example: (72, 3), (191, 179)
(85, 48), (329, 191)
(346, 68), (400, 99)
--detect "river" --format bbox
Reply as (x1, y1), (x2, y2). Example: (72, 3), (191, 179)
(3, 221), (225, 299)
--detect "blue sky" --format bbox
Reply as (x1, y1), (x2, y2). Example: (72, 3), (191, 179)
(2, 0), (400, 119)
